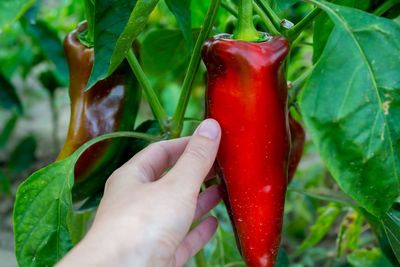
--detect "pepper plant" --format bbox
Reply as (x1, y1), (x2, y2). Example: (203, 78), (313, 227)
(1, 0), (399, 266)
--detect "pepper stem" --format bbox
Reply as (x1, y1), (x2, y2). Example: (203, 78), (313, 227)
(233, 0), (261, 41)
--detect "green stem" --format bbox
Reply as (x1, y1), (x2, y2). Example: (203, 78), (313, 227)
(221, 0), (238, 17)
(194, 249), (208, 267)
(171, 0), (221, 138)
(286, 7), (321, 41)
(49, 92), (60, 153)
(374, 0), (400, 16)
(233, 0), (261, 41)
(83, 0), (95, 44)
(253, 3), (280, 35)
(254, 0), (281, 31)
(127, 49), (169, 132)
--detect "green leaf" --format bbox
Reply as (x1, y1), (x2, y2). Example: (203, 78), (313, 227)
(382, 205), (400, 263)
(21, 19), (68, 86)
(312, 0), (372, 62)
(165, 0), (193, 49)
(14, 157), (75, 267)
(336, 211), (364, 257)
(141, 29), (192, 75)
(348, 248), (394, 267)
(300, 203), (342, 250)
(0, 170), (12, 195)
(0, 112), (19, 149)
(88, 0), (159, 88)
(0, 0), (35, 30)
(87, 0), (138, 88)
(14, 131), (158, 266)
(8, 136), (37, 176)
(0, 72), (23, 113)
(301, 1), (400, 218)
(272, 0), (300, 11)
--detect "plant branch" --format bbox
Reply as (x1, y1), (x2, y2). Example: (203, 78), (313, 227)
(253, 3), (280, 35)
(171, 0), (222, 137)
(254, 0), (282, 31)
(127, 49), (169, 132)
(374, 0), (400, 16)
(221, 0), (238, 17)
(287, 7), (321, 41)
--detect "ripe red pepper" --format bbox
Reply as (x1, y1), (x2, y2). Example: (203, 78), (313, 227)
(57, 23), (141, 201)
(202, 35), (290, 267)
(288, 115), (305, 182)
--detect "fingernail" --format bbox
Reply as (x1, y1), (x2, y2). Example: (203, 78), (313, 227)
(197, 119), (220, 140)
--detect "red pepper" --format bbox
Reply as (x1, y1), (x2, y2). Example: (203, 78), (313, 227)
(288, 115), (305, 182)
(202, 35), (290, 267)
(57, 23), (140, 201)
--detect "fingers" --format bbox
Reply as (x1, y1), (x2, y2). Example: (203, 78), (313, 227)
(117, 137), (190, 183)
(173, 217), (218, 267)
(167, 119), (221, 192)
(194, 185), (222, 221)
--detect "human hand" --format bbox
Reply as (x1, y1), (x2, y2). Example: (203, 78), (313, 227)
(57, 119), (222, 267)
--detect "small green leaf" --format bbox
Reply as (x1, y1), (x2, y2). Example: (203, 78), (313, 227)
(301, 1), (400, 218)
(337, 211), (364, 257)
(0, 72), (23, 113)
(0, 112), (19, 149)
(0, 0), (35, 30)
(0, 170), (12, 195)
(165, 0), (193, 49)
(8, 136), (37, 176)
(348, 248), (393, 267)
(21, 19), (68, 86)
(300, 203), (342, 250)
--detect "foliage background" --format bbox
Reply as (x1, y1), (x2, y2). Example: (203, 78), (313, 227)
(1, 0), (399, 266)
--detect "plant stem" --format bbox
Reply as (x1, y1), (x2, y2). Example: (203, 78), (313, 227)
(233, 0), (262, 41)
(374, 0), (400, 16)
(83, 0), (95, 44)
(221, 0), (238, 17)
(253, 3), (280, 35)
(194, 249), (208, 267)
(171, 0), (221, 138)
(127, 49), (169, 132)
(49, 92), (60, 153)
(287, 7), (321, 41)
(254, 0), (281, 31)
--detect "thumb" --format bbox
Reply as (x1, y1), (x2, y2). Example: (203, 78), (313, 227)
(166, 119), (221, 193)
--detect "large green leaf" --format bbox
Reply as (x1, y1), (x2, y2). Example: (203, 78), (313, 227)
(88, 0), (158, 88)
(165, 0), (193, 49)
(312, 0), (372, 62)
(14, 132), (158, 266)
(300, 1), (400, 218)
(382, 205), (400, 263)
(0, 0), (35, 30)
(141, 29), (192, 75)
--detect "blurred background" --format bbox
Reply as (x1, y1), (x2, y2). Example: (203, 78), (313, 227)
(0, 0), (392, 266)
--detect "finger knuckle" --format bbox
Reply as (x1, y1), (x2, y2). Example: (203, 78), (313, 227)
(185, 143), (210, 162)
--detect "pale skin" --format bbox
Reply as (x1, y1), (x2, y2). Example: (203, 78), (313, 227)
(57, 119), (222, 267)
